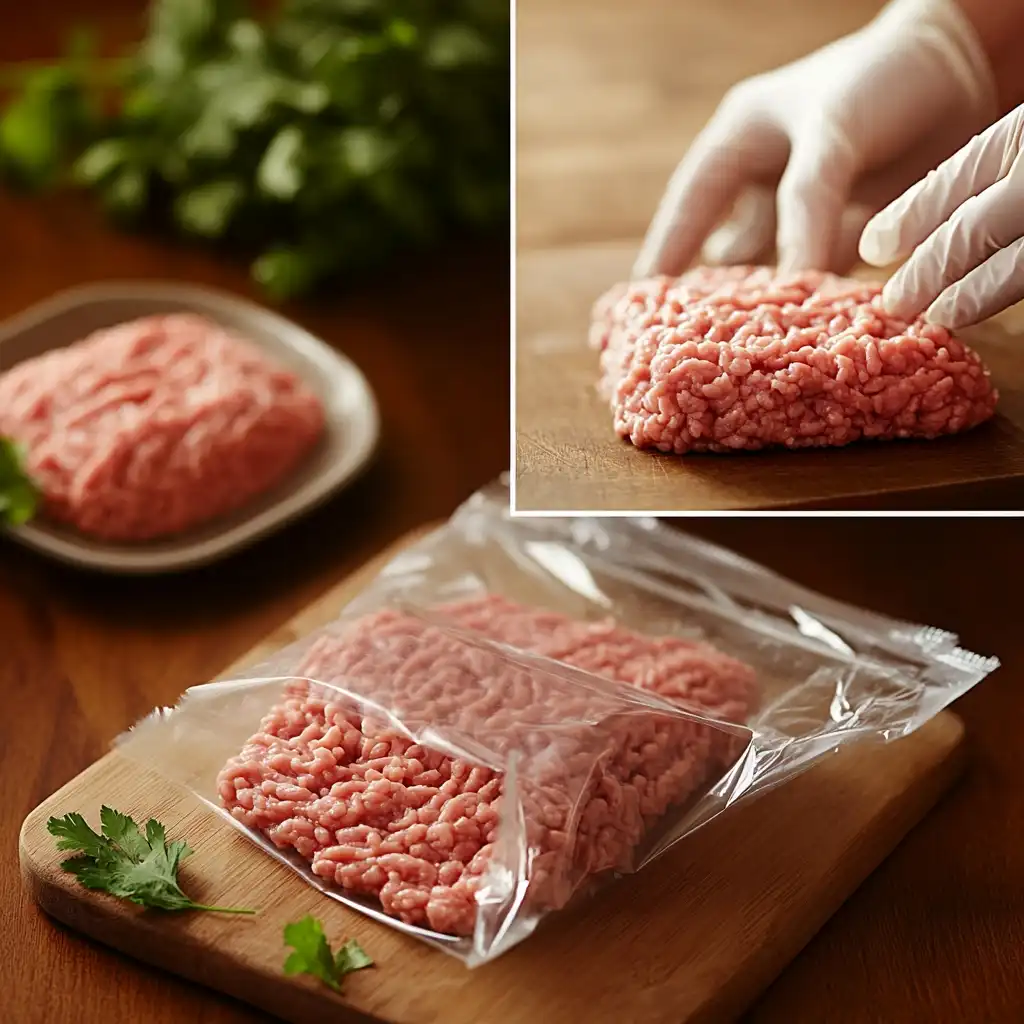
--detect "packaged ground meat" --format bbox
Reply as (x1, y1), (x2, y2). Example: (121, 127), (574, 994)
(119, 479), (998, 965)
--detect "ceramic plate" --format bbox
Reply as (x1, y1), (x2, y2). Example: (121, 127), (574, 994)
(0, 282), (380, 573)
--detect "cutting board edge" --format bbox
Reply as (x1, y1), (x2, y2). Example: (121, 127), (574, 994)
(15, 514), (975, 1024)
(20, 761), (388, 1024)
(19, 713), (967, 1024)
(513, 448), (1024, 512)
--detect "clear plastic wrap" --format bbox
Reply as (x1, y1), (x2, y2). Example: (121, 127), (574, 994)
(117, 479), (998, 966)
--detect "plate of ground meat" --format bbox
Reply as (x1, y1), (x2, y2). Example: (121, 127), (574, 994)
(0, 282), (379, 572)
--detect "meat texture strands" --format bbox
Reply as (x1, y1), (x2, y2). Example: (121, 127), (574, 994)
(592, 267), (997, 454)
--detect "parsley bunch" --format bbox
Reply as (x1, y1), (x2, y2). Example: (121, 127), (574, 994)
(48, 806), (255, 914)
(0, 0), (510, 299)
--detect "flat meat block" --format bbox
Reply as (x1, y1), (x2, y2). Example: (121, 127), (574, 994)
(591, 266), (998, 454)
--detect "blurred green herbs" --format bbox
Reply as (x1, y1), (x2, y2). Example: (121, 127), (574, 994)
(0, 437), (39, 528)
(0, 0), (509, 299)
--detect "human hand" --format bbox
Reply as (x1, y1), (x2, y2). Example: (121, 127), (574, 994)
(860, 104), (1024, 329)
(633, 0), (997, 279)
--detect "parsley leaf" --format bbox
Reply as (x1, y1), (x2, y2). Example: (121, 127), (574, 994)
(257, 124), (304, 200)
(283, 915), (373, 991)
(0, 437), (39, 528)
(174, 177), (245, 236)
(47, 806), (255, 915)
(335, 937), (373, 973)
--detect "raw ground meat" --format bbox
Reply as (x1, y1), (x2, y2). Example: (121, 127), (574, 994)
(591, 266), (998, 454)
(438, 594), (755, 724)
(0, 313), (325, 541)
(218, 595), (758, 937)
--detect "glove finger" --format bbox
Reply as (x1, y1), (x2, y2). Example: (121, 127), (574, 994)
(776, 123), (857, 272)
(859, 113), (1017, 268)
(633, 113), (785, 279)
(926, 235), (1024, 329)
(882, 175), (1024, 320)
(701, 186), (776, 265)
(830, 204), (876, 275)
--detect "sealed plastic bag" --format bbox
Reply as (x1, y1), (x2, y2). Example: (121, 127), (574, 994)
(117, 478), (998, 966)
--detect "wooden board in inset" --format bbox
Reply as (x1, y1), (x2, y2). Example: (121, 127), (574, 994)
(21, 526), (967, 1024)
(513, 246), (1024, 513)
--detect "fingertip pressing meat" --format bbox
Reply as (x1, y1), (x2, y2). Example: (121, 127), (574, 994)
(591, 266), (998, 454)
(217, 597), (758, 938)
(0, 313), (325, 541)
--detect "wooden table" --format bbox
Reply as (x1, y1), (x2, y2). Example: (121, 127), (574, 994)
(514, 0), (1024, 512)
(2, 3), (1024, 1024)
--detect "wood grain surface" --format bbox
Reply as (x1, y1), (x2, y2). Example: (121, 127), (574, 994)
(2, 2), (1024, 1024)
(18, 519), (968, 1024)
(7, 503), (1024, 1024)
(513, 0), (1024, 512)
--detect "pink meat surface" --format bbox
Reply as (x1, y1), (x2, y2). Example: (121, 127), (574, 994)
(218, 595), (758, 937)
(591, 266), (998, 454)
(0, 313), (325, 541)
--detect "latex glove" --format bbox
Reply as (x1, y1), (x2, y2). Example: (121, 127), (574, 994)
(633, 0), (997, 280)
(860, 105), (1024, 329)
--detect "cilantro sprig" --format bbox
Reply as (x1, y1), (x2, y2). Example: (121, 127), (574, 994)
(283, 915), (373, 991)
(47, 806), (255, 914)
(0, 437), (39, 528)
(0, 0), (510, 300)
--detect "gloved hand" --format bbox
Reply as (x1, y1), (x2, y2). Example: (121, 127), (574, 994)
(859, 104), (1024, 329)
(633, 0), (997, 280)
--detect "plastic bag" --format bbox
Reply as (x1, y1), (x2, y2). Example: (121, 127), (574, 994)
(117, 478), (998, 966)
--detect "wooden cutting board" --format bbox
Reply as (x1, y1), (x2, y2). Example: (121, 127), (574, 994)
(21, 526), (968, 1024)
(514, 242), (1024, 512)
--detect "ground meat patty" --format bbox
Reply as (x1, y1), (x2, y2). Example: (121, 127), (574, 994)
(218, 596), (757, 937)
(0, 313), (325, 541)
(591, 266), (998, 454)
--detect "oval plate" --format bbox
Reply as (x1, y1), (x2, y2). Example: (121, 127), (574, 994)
(0, 282), (380, 574)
